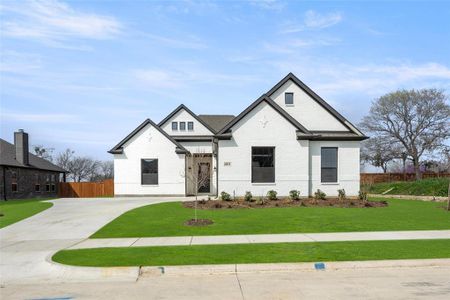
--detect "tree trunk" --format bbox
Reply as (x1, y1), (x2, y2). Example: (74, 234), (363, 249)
(413, 157), (422, 180)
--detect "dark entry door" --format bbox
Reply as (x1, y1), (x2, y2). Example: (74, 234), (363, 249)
(197, 162), (210, 193)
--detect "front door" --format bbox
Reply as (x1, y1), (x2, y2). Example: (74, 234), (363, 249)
(197, 162), (210, 193)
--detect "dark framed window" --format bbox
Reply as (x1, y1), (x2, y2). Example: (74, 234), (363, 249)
(46, 184), (50, 192)
(141, 159), (158, 185)
(188, 121), (194, 131)
(321, 147), (338, 183)
(172, 122), (178, 131)
(251, 147), (275, 183)
(285, 92), (294, 105)
(180, 122), (186, 131)
(35, 174), (40, 192)
(51, 174), (55, 182)
(51, 184), (56, 192)
(11, 171), (18, 192)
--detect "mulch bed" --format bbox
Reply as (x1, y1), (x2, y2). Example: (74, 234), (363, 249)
(184, 219), (214, 226)
(183, 198), (388, 210)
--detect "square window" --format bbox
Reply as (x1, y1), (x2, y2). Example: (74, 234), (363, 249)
(141, 159), (158, 185)
(188, 122), (194, 131)
(285, 92), (294, 105)
(251, 147), (275, 183)
(35, 184), (41, 192)
(172, 122), (178, 131)
(180, 122), (186, 131)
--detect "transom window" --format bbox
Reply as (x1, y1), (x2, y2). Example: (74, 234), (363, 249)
(285, 92), (294, 105)
(141, 159), (158, 185)
(188, 121), (194, 131)
(321, 147), (338, 183)
(251, 147), (275, 183)
(172, 122), (178, 131)
(180, 122), (186, 131)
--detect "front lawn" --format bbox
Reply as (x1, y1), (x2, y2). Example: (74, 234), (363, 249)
(0, 198), (55, 229)
(53, 239), (450, 267)
(368, 177), (449, 197)
(91, 198), (450, 238)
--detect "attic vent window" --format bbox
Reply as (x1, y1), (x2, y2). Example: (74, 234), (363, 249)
(172, 122), (178, 131)
(180, 122), (186, 131)
(285, 92), (294, 105)
(188, 122), (194, 131)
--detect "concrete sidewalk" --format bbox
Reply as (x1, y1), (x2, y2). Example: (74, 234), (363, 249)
(69, 229), (450, 249)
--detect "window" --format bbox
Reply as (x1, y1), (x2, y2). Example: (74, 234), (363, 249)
(180, 122), (186, 131)
(188, 121), (194, 131)
(172, 122), (178, 131)
(285, 92), (294, 105)
(11, 171), (18, 192)
(51, 184), (56, 192)
(35, 174), (40, 192)
(46, 184), (50, 192)
(251, 147), (275, 183)
(321, 147), (338, 183)
(141, 159), (158, 185)
(51, 174), (55, 182)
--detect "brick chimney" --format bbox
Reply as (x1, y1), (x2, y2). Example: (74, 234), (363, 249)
(14, 129), (29, 165)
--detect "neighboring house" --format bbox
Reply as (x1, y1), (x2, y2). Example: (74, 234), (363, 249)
(0, 130), (67, 200)
(110, 73), (368, 197)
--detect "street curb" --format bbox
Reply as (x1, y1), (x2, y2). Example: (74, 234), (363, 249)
(140, 258), (450, 277)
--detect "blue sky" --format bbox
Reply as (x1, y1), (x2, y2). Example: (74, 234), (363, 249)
(1, 0), (450, 160)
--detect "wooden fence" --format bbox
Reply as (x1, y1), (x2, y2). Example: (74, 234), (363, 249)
(58, 179), (114, 198)
(361, 173), (450, 185)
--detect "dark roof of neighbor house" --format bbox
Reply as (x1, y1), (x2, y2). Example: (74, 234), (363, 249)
(0, 139), (67, 172)
(197, 115), (235, 133)
(108, 118), (189, 154)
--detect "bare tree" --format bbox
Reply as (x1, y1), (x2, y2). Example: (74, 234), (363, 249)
(361, 89), (450, 180)
(89, 161), (114, 181)
(32, 145), (54, 162)
(55, 149), (100, 182)
(361, 137), (402, 173)
(181, 151), (211, 222)
(55, 149), (75, 173)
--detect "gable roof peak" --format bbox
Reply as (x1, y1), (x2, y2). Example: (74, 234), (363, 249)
(158, 104), (217, 134)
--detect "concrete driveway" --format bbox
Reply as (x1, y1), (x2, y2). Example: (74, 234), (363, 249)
(0, 197), (189, 284)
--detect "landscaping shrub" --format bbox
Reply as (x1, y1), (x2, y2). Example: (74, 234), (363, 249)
(314, 189), (326, 200)
(337, 189), (346, 201)
(358, 190), (368, 201)
(289, 190), (301, 200)
(220, 191), (231, 201)
(267, 190), (278, 200)
(244, 191), (253, 202)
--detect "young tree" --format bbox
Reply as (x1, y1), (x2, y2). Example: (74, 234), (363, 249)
(181, 152), (211, 222)
(361, 137), (402, 173)
(361, 89), (450, 180)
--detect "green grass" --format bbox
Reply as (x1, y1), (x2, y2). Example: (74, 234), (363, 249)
(52, 239), (450, 267)
(91, 198), (450, 238)
(0, 198), (55, 228)
(368, 177), (449, 197)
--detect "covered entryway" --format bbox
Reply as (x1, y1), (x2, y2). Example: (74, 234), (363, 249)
(186, 154), (213, 195)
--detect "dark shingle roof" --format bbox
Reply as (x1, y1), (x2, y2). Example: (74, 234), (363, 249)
(197, 115), (235, 133)
(0, 139), (66, 172)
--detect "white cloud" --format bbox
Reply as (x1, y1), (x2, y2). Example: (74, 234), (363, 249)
(1, 111), (84, 124)
(264, 38), (340, 53)
(281, 10), (343, 33)
(1, 0), (122, 45)
(248, 0), (285, 11)
(142, 33), (207, 50)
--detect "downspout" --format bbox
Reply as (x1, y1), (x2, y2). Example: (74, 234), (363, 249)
(214, 138), (219, 198)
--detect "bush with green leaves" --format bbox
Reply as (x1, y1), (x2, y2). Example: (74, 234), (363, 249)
(314, 189), (326, 200)
(267, 190), (278, 200)
(289, 190), (301, 200)
(220, 191), (231, 201)
(244, 191), (253, 202)
(358, 190), (368, 201)
(337, 189), (346, 201)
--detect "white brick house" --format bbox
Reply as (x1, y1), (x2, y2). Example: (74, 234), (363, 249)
(109, 73), (367, 197)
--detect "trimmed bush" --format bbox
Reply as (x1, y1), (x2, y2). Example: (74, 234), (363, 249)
(244, 191), (253, 202)
(289, 190), (301, 200)
(267, 190), (278, 200)
(314, 189), (326, 200)
(220, 191), (231, 201)
(337, 189), (346, 201)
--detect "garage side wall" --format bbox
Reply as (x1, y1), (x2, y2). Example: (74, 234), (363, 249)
(114, 124), (186, 196)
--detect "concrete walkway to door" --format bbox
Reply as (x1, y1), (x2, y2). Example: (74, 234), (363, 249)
(69, 229), (450, 249)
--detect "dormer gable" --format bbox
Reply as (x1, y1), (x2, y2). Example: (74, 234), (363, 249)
(158, 104), (215, 136)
